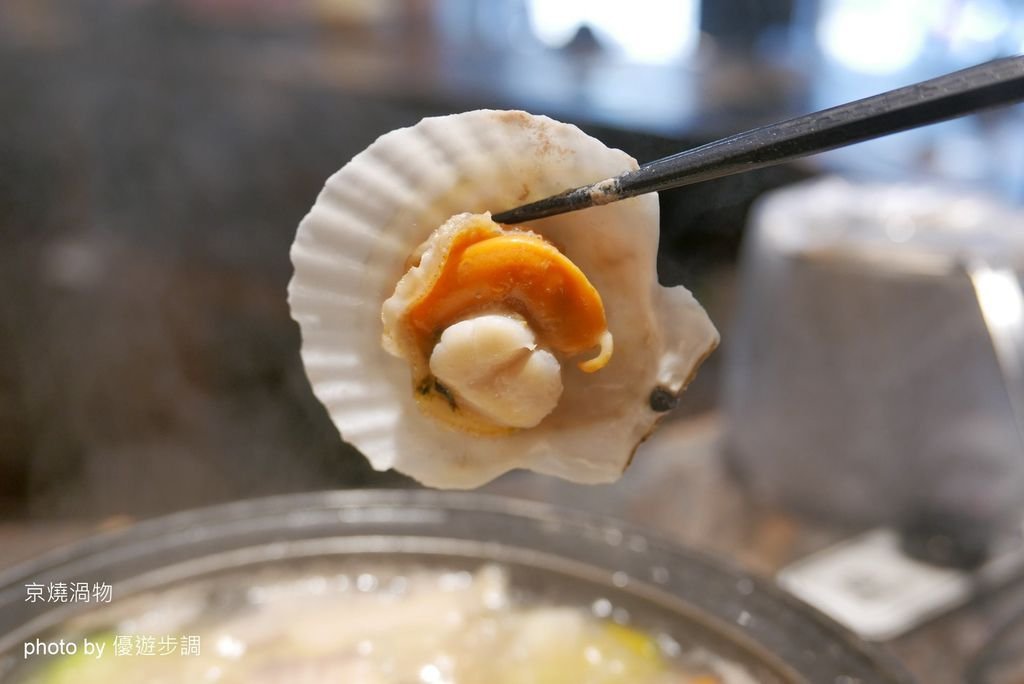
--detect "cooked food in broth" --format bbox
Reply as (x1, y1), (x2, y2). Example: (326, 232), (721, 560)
(288, 110), (718, 487)
(17, 566), (751, 684)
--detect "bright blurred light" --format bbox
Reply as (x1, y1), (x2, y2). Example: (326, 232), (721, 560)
(947, 0), (1011, 59)
(817, 0), (1019, 74)
(817, 0), (930, 74)
(972, 265), (1024, 331)
(525, 0), (699, 64)
(960, 0), (1011, 41)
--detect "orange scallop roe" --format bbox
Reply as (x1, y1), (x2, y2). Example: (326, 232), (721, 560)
(406, 226), (612, 372)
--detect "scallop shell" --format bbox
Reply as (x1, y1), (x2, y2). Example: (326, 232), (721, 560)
(289, 110), (718, 488)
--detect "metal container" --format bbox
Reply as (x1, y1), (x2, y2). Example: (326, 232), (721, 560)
(0, 490), (910, 682)
(722, 178), (1024, 543)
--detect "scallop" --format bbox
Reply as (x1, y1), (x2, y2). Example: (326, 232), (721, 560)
(289, 110), (718, 488)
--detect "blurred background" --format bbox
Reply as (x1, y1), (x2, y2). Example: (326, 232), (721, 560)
(1, 1), (1023, 678)
(3, 0), (1021, 518)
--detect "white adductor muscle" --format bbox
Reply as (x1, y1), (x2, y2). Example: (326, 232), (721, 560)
(429, 315), (563, 429)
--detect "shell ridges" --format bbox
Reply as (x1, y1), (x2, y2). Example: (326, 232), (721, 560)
(288, 110), (719, 488)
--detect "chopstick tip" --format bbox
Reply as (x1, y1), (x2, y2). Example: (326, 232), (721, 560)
(493, 179), (621, 224)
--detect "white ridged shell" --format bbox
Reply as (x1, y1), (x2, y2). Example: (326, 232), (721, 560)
(289, 110), (718, 488)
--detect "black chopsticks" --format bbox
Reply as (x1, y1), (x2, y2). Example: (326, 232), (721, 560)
(492, 56), (1024, 225)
